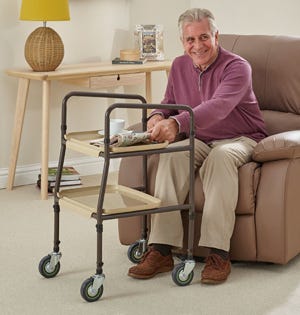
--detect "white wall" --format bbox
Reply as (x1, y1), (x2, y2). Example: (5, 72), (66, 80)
(190, 0), (300, 36)
(1, 0), (300, 188)
(0, 0), (135, 187)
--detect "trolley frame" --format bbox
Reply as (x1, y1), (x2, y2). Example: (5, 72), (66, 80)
(40, 91), (195, 301)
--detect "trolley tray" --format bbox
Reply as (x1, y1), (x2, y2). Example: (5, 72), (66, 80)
(65, 130), (168, 157)
(58, 184), (161, 217)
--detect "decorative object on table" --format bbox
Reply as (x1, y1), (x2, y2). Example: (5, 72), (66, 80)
(134, 24), (164, 61)
(120, 49), (140, 61)
(19, 0), (70, 71)
(36, 166), (81, 193)
(112, 49), (147, 65)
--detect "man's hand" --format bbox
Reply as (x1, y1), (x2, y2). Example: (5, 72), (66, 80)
(147, 114), (164, 130)
(148, 118), (179, 143)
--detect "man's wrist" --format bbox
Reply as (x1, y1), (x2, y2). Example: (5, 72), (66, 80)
(147, 112), (165, 120)
(169, 116), (180, 133)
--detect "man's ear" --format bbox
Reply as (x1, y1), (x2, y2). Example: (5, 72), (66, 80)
(215, 31), (219, 44)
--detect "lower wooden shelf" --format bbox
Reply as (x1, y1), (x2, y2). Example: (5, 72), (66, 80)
(58, 184), (161, 217)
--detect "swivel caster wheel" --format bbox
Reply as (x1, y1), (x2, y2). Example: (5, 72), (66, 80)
(38, 254), (61, 278)
(127, 241), (146, 264)
(172, 262), (194, 286)
(80, 275), (104, 302)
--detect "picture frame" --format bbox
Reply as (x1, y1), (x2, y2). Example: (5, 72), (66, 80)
(134, 24), (164, 61)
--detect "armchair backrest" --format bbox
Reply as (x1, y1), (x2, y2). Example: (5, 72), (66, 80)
(219, 34), (300, 135)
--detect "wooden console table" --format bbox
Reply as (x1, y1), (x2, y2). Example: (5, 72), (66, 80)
(6, 60), (172, 199)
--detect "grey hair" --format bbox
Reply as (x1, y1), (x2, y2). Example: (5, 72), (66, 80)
(178, 8), (218, 39)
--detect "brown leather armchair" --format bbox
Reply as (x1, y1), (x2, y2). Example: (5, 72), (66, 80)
(117, 34), (300, 264)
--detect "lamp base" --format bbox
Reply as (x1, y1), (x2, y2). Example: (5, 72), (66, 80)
(24, 26), (64, 72)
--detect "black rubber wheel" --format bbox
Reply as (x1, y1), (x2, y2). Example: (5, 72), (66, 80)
(38, 255), (60, 278)
(127, 242), (144, 264)
(80, 277), (104, 302)
(172, 263), (194, 286)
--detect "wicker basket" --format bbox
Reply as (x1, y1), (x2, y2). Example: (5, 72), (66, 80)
(24, 26), (64, 72)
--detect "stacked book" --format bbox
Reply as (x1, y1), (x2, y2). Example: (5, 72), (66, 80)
(111, 57), (147, 64)
(37, 166), (82, 192)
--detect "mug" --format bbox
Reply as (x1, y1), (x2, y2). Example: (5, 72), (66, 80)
(108, 118), (125, 135)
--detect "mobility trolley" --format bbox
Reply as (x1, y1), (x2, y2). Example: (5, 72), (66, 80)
(38, 91), (196, 302)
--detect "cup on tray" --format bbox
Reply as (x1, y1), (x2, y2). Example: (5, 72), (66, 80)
(98, 118), (125, 136)
(109, 118), (125, 135)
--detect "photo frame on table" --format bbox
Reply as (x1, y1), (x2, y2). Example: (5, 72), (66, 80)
(134, 24), (164, 61)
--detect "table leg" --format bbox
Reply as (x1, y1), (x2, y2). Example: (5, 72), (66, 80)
(41, 80), (51, 200)
(145, 72), (152, 103)
(7, 78), (30, 190)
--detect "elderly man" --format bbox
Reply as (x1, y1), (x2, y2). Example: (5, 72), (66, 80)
(128, 8), (267, 284)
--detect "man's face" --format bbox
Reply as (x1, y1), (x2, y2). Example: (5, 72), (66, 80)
(182, 19), (219, 70)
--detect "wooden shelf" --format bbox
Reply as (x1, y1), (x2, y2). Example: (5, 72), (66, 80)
(65, 130), (169, 157)
(58, 185), (161, 217)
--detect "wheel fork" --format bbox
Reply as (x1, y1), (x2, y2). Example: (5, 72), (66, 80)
(181, 260), (196, 280)
(47, 252), (62, 273)
(90, 274), (105, 295)
(138, 239), (147, 256)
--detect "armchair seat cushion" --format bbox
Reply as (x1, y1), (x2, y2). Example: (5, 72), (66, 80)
(194, 162), (260, 215)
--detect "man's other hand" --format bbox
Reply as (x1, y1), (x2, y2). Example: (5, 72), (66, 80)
(148, 118), (179, 143)
(147, 114), (164, 130)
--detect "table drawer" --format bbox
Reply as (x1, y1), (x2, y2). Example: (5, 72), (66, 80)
(63, 73), (145, 89)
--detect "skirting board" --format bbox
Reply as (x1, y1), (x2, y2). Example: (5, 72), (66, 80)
(0, 157), (121, 190)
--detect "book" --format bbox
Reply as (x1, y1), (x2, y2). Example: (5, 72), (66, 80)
(42, 166), (81, 181)
(112, 57), (147, 65)
(36, 179), (82, 193)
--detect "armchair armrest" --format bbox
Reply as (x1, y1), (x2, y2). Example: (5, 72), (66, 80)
(252, 130), (300, 162)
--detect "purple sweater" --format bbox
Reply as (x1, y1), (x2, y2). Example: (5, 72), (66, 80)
(153, 47), (267, 143)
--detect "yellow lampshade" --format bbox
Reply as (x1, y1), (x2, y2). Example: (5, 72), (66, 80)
(20, 0), (70, 21)
(19, 0), (70, 71)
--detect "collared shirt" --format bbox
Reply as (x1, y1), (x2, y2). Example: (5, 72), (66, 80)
(151, 46), (268, 143)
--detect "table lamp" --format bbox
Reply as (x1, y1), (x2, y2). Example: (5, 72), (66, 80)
(20, 0), (70, 72)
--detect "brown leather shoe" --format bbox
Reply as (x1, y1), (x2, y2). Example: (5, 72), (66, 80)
(201, 253), (231, 284)
(128, 247), (174, 279)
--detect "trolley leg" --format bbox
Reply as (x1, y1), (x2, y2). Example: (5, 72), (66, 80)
(96, 222), (104, 275)
(139, 214), (149, 254)
(94, 158), (109, 275)
(127, 213), (148, 265)
(53, 203), (61, 253)
(172, 130), (196, 286)
(52, 131), (67, 254)
(39, 204), (62, 279)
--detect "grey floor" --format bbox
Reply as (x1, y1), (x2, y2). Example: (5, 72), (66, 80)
(1, 175), (300, 315)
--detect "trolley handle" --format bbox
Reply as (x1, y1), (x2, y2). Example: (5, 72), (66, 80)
(61, 91), (147, 137)
(105, 102), (195, 139)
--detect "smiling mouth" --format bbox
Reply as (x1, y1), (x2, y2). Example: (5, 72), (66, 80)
(193, 50), (208, 57)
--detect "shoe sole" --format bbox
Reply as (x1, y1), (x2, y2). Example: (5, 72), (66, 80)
(128, 266), (173, 279)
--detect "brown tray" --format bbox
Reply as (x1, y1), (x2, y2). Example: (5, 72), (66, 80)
(65, 130), (169, 157)
(58, 184), (161, 217)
